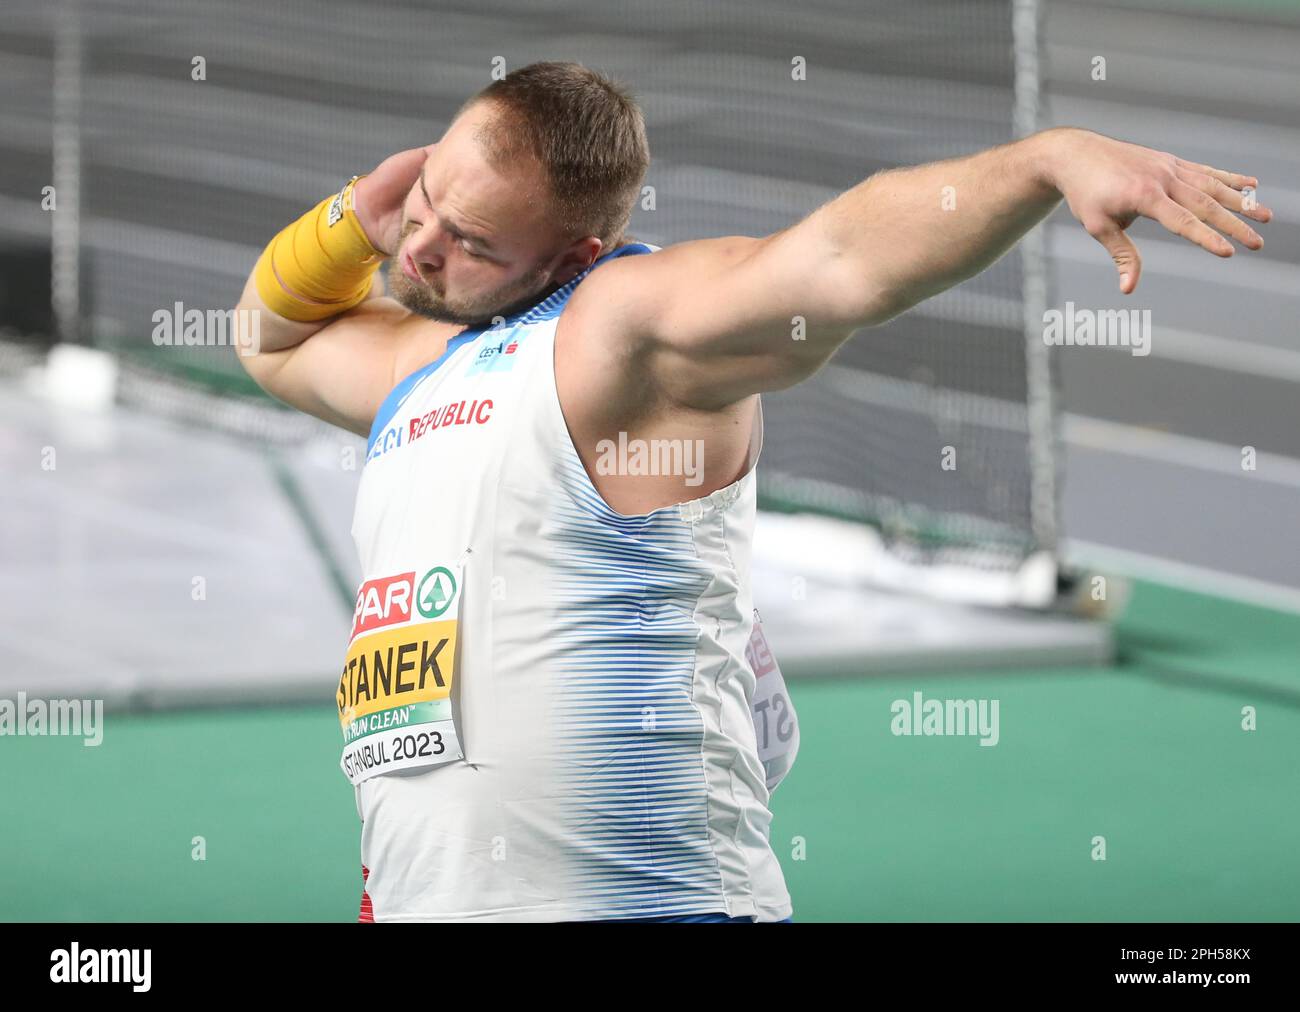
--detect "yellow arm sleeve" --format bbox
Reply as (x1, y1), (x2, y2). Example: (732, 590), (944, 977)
(253, 176), (384, 322)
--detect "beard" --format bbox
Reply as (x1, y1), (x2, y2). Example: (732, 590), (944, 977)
(386, 238), (554, 328)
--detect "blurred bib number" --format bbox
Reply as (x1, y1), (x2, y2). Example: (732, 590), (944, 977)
(747, 609), (800, 793)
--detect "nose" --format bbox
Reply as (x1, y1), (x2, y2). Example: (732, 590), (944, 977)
(404, 221), (448, 274)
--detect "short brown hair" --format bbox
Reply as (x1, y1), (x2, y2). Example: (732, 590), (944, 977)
(460, 61), (650, 249)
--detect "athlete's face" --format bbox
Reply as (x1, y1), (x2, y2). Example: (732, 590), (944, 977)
(388, 103), (600, 326)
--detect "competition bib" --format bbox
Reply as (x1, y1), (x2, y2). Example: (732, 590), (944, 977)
(337, 562), (464, 785)
(746, 609), (799, 794)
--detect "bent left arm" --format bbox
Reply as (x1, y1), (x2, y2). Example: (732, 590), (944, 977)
(579, 127), (1269, 411)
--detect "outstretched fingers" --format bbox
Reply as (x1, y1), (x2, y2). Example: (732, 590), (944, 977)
(1167, 178), (1264, 250)
(1173, 157), (1256, 192)
(1174, 165), (1272, 224)
(1143, 190), (1234, 257)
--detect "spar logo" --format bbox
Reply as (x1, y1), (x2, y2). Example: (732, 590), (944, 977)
(416, 566), (457, 619)
(351, 566), (458, 641)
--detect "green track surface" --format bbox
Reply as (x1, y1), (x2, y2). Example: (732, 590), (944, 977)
(3, 579), (1297, 922)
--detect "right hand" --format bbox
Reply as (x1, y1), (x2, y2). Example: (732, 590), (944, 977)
(351, 145), (436, 257)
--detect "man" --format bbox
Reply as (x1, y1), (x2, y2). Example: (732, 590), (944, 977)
(234, 61), (1268, 922)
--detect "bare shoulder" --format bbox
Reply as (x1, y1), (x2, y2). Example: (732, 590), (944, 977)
(557, 235), (772, 417)
(562, 236), (764, 338)
(554, 248), (659, 420)
(554, 240), (765, 514)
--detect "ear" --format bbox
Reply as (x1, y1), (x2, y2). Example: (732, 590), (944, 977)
(554, 236), (605, 283)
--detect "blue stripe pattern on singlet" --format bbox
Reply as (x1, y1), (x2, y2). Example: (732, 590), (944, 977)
(528, 237), (743, 920)
(547, 441), (724, 920)
(596, 913), (795, 923)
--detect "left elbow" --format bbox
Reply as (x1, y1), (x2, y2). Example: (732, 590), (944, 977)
(816, 247), (905, 329)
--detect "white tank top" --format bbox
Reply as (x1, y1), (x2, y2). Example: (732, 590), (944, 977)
(344, 241), (795, 922)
